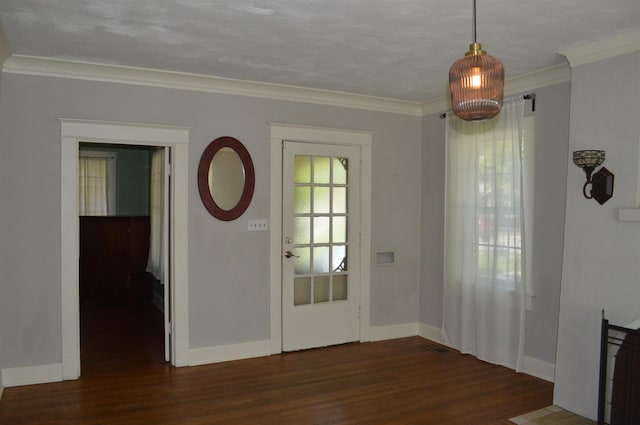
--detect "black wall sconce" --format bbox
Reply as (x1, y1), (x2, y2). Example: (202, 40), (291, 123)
(573, 150), (615, 205)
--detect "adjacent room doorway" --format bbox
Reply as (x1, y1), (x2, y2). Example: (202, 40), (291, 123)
(60, 119), (190, 380)
(77, 142), (171, 368)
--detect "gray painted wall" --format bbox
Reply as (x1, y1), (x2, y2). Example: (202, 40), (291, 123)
(419, 112), (445, 328)
(420, 82), (571, 366)
(0, 67), (573, 381)
(523, 83), (570, 365)
(555, 51), (640, 419)
(0, 73), (421, 367)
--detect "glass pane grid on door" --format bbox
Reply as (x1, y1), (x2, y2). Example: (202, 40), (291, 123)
(293, 155), (349, 306)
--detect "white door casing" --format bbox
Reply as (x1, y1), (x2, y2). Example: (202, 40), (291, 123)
(60, 119), (190, 378)
(269, 124), (373, 354)
(162, 147), (171, 362)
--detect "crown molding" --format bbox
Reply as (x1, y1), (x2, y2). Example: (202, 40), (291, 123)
(1, 54), (572, 118)
(419, 63), (571, 116)
(1, 55), (422, 116)
(420, 96), (449, 117)
(560, 30), (640, 67)
(504, 63), (571, 97)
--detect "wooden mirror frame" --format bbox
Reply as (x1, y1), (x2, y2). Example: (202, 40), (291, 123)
(198, 136), (255, 221)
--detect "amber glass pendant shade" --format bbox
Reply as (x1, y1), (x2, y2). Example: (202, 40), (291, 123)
(449, 42), (504, 121)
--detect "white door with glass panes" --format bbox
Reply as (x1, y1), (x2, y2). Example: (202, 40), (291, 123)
(282, 142), (361, 351)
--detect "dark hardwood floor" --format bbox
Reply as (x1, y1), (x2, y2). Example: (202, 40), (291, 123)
(0, 304), (552, 424)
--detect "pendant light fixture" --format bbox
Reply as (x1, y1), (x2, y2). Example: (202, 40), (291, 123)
(449, 0), (504, 121)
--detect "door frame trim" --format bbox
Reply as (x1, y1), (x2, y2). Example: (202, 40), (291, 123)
(60, 119), (190, 379)
(268, 123), (373, 354)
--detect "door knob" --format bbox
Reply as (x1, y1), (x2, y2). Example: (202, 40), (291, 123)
(284, 250), (299, 259)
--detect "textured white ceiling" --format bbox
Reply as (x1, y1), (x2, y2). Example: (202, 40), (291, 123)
(1, 0), (639, 102)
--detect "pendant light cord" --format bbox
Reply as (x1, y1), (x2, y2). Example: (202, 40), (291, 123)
(472, 0), (477, 43)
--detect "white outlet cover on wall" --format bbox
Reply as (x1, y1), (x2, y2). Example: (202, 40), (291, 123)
(248, 219), (269, 231)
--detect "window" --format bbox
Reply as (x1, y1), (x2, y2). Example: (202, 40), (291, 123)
(78, 150), (116, 216)
(474, 115), (534, 288)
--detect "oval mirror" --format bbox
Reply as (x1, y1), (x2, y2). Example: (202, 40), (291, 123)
(198, 136), (255, 221)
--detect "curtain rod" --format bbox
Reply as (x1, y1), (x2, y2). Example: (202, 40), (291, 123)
(439, 92), (536, 119)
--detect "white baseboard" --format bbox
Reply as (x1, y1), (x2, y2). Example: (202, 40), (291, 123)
(523, 356), (555, 383)
(0, 334), (551, 391)
(369, 322), (418, 341)
(189, 324), (422, 367)
(1, 363), (63, 388)
(188, 322), (433, 366)
(418, 323), (444, 344)
(188, 339), (274, 367)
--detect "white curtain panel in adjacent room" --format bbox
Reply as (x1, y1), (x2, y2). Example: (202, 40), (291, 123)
(78, 156), (110, 216)
(147, 148), (165, 282)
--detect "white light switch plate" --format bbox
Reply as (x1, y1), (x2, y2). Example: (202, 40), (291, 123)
(248, 219), (269, 231)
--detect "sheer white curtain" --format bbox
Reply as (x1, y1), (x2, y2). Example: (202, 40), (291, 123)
(147, 149), (165, 282)
(442, 98), (527, 371)
(78, 156), (110, 216)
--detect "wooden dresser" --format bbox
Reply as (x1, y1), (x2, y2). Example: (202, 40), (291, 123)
(80, 216), (153, 306)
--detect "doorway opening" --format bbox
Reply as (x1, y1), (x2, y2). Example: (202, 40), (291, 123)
(61, 119), (190, 380)
(78, 142), (168, 374)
